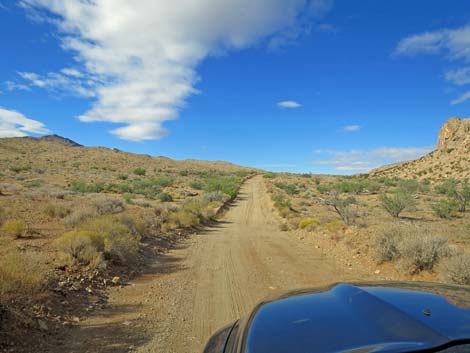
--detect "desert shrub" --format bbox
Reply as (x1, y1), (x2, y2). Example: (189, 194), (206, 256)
(0, 251), (45, 304)
(375, 228), (402, 263)
(44, 203), (70, 218)
(399, 234), (450, 273)
(263, 173), (276, 179)
(274, 182), (299, 195)
(272, 194), (290, 209)
(203, 191), (226, 203)
(397, 179), (420, 194)
(55, 230), (102, 268)
(152, 177), (175, 188)
(0, 207), (6, 226)
(432, 198), (458, 219)
(190, 180), (204, 190)
(1, 219), (27, 238)
(179, 170), (189, 176)
(451, 182), (470, 213)
(435, 178), (457, 195)
(63, 207), (98, 228)
(279, 223), (289, 231)
(183, 199), (215, 223)
(321, 191), (359, 225)
(441, 253), (470, 285)
(9, 165), (31, 173)
(379, 191), (416, 218)
(80, 216), (140, 263)
(26, 179), (43, 188)
(299, 218), (320, 230)
(133, 168), (146, 176)
(158, 192), (173, 202)
(117, 174), (128, 180)
(70, 180), (104, 193)
(325, 220), (343, 234)
(203, 176), (239, 199)
(93, 197), (125, 215)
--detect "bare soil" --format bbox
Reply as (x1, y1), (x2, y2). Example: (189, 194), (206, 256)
(54, 176), (361, 353)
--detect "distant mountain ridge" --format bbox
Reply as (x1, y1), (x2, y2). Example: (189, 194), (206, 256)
(24, 134), (82, 147)
(371, 117), (470, 181)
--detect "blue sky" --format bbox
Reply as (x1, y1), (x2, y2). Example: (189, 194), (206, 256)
(1, 0), (470, 174)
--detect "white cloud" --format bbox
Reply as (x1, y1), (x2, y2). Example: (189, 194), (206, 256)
(343, 124), (361, 132)
(18, 71), (95, 98)
(451, 91), (470, 105)
(445, 67), (470, 86)
(277, 100), (302, 108)
(5, 81), (31, 91)
(395, 25), (470, 105)
(19, 0), (331, 141)
(0, 107), (50, 137)
(313, 146), (433, 172)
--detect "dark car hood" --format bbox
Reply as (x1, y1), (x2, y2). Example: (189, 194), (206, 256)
(243, 282), (470, 353)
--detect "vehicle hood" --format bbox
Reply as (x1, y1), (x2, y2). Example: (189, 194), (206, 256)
(243, 282), (470, 353)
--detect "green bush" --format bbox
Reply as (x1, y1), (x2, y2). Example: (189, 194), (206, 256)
(380, 191), (416, 218)
(158, 192), (173, 202)
(397, 179), (420, 194)
(263, 173), (276, 179)
(117, 174), (128, 180)
(9, 165), (31, 173)
(202, 191), (226, 203)
(432, 198), (458, 219)
(274, 182), (299, 195)
(70, 180), (105, 193)
(435, 179), (457, 195)
(133, 168), (146, 176)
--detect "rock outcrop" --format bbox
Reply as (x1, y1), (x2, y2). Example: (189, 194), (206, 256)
(436, 117), (470, 152)
(371, 116), (470, 180)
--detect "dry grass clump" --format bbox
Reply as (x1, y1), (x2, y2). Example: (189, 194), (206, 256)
(80, 216), (140, 264)
(298, 218), (320, 231)
(63, 207), (98, 228)
(93, 197), (125, 215)
(44, 203), (70, 218)
(440, 253), (470, 285)
(375, 227), (402, 263)
(0, 250), (46, 304)
(55, 230), (103, 268)
(1, 219), (27, 239)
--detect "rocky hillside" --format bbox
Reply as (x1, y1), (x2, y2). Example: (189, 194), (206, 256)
(371, 117), (470, 181)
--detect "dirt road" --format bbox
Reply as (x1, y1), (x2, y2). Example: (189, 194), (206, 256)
(61, 176), (358, 353)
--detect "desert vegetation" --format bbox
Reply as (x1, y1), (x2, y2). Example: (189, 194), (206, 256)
(0, 136), (254, 347)
(265, 172), (470, 284)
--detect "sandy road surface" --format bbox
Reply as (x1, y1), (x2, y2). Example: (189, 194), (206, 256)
(61, 176), (358, 353)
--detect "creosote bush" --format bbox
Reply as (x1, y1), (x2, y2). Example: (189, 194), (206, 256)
(93, 197), (125, 215)
(375, 227), (402, 263)
(432, 198), (458, 219)
(133, 168), (146, 176)
(380, 190), (416, 218)
(1, 219), (27, 239)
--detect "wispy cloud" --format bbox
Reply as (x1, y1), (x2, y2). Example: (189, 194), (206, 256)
(277, 100), (302, 108)
(343, 124), (361, 132)
(395, 25), (470, 105)
(18, 0), (331, 141)
(313, 146), (433, 172)
(451, 91), (470, 105)
(0, 107), (50, 137)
